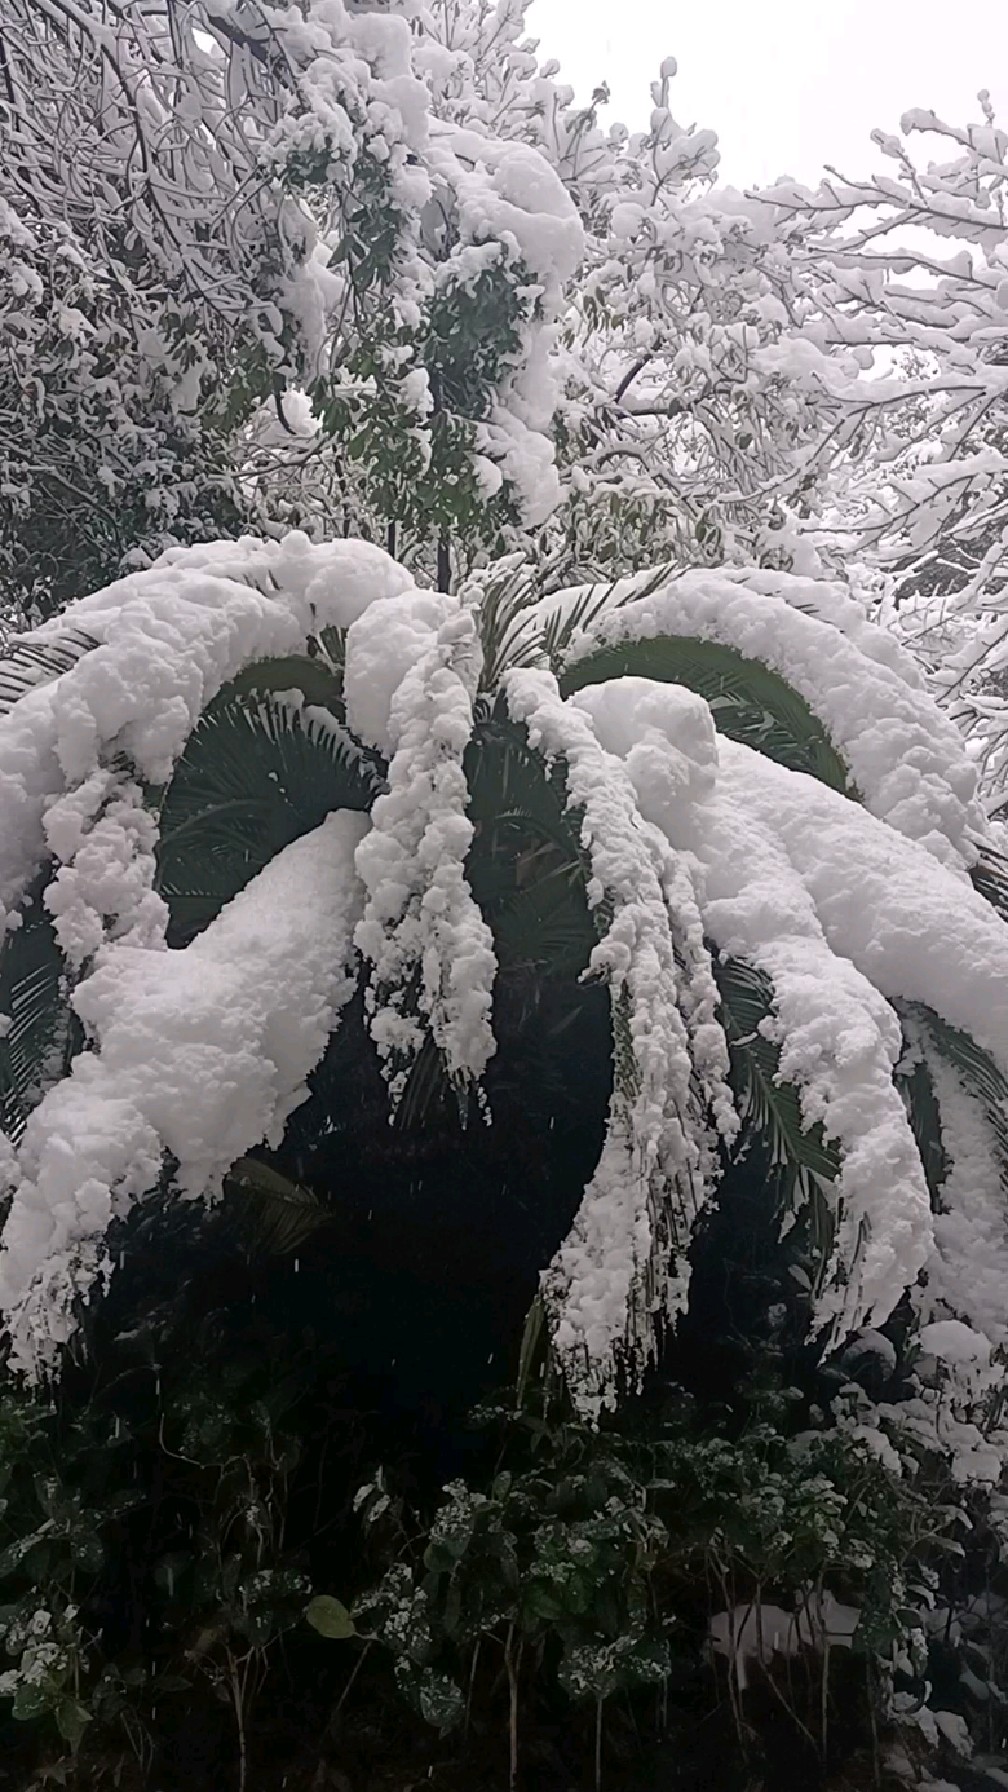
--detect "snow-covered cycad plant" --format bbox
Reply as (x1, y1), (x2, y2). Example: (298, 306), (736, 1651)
(2, 534), (1008, 1463)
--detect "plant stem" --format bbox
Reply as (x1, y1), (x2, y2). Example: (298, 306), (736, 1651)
(505, 1624), (520, 1792)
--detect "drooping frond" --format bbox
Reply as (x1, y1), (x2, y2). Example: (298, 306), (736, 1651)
(714, 954), (840, 1264)
(564, 635), (853, 793)
(895, 1042), (949, 1211)
(539, 564), (985, 866)
(0, 813), (368, 1376)
(501, 666), (724, 1412)
(156, 690), (385, 945)
(906, 1003), (1008, 1191)
(0, 874), (78, 1146)
(221, 1155), (331, 1258)
(893, 1025), (1008, 1483)
(0, 628), (99, 717)
(0, 535), (413, 931)
(349, 590), (497, 1108)
(673, 733), (1008, 1344)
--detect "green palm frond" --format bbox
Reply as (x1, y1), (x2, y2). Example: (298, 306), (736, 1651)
(491, 863), (597, 979)
(464, 708), (591, 919)
(229, 652), (344, 710)
(560, 635), (854, 794)
(970, 841), (1008, 924)
(221, 1155), (331, 1257)
(714, 954), (840, 1265)
(155, 687), (386, 946)
(0, 874), (79, 1145)
(0, 627), (99, 715)
(904, 1001), (1008, 1188)
(465, 707), (603, 973)
(475, 561), (552, 689)
(896, 1048), (949, 1210)
(395, 1031), (451, 1131)
(479, 564), (673, 689)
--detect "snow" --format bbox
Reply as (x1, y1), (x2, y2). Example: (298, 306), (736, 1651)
(344, 586), (456, 756)
(502, 667), (730, 1411)
(709, 1592), (860, 1691)
(571, 678), (925, 1344)
(5, 525), (1008, 1423)
(915, 1052), (1008, 1355)
(545, 565), (986, 870)
(0, 812), (368, 1377)
(428, 120), (584, 287)
(689, 737), (1008, 1340)
(0, 533), (413, 936)
(712, 743), (1008, 1081)
(917, 1319), (993, 1367)
(351, 594), (497, 1104)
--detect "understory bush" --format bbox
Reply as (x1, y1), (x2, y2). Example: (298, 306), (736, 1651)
(0, 1145), (1004, 1792)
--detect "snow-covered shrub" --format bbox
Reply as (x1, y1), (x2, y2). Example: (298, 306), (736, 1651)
(1, 532), (1008, 1480)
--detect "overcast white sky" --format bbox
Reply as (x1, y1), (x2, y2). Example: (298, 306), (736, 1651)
(528, 0), (1008, 188)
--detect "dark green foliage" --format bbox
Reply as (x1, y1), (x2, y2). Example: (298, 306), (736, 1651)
(0, 1142), (962, 1792)
(465, 705), (598, 980)
(313, 252), (529, 568)
(903, 1001), (1008, 1189)
(715, 955), (841, 1266)
(560, 634), (855, 793)
(0, 872), (79, 1146)
(0, 627), (99, 715)
(155, 688), (385, 945)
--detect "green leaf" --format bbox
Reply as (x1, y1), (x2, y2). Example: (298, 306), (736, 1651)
(55, 1698), (92, 1750)
(560, 634), (854, 794)
(905, 1003), (1008, 1184)
(229, 655), (344, 710)
(12, 1681), (55, 1721)
(464, 710), (595, 973)
(715, 954), (840, 1262)
(305, 1594), (356, 1640)
(558, 1632), (669, 1703)
(417, 1669), (465, 1734)
(155, 688), (385, 945)
(0, 873), (79, 1146)
(222, 1156), (331, 1257)
(0, 628), (98, 717)
(896, 1044), (949, 1208)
